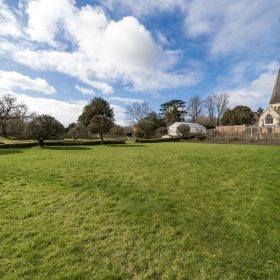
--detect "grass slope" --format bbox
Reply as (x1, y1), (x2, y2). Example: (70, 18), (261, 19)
(0, 143), (279, 279)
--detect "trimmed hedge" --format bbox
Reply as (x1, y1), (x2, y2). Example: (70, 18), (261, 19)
(48, 140), (126, 146)
(135, 138), (180, 143)
(0, 140), (126, 149)
(195, 134), (206, 140)
(0, 142), (38, 149)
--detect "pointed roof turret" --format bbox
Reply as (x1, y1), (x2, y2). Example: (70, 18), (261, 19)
(270, 68), (280, 104)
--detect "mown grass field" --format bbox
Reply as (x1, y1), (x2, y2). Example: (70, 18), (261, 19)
(0, 143), (279, 279)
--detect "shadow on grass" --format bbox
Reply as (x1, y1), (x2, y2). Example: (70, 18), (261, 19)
(0, 149), (24, 155)
(44, 146), (92, 151)
(106, 144), (146, 148)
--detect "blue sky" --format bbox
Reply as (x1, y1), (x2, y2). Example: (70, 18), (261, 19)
(0, 0), (279, 125)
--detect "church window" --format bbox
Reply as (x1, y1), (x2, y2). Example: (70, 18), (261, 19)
(265, 114), (273, 124)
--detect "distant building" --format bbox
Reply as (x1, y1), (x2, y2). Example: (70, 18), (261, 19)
(168, 122), (206, 136)
(259, 69), (280, 127)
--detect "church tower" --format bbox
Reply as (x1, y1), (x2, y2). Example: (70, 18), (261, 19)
(259, 69), (280, 127)
(269, 68), (280, 106)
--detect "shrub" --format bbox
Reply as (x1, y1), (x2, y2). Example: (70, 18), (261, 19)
(154, 127), (168, 138)
(137, 119), (157, 139)
(195, 134), (206, 140)
(176, 124), (190, 137)
(134, 128), (145, 138)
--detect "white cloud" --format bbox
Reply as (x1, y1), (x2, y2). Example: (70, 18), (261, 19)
(0, 0), (22, 37)
(100, 0), (280, 57)
(75, 85), (95, 95)
(109, 96), (144, 105)
(0, 70), (56, 94)
(111, 104), (127, 126)
(100, 0), (279, 57)
(101, 0), (185, 17)
(0, 0), (198, 94)
(0, 91), (85, 125)
(185, 0), (280, 55)
(155, 30), (168, 46)
(0, 45), (113, 94)
(221, 63), (280, 109)
(25, 0), (73, 46)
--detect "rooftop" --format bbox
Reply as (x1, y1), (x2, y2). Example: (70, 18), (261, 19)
(269, 69), (280, 104)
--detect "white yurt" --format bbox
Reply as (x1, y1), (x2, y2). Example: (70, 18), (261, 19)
(168, 122), (206, 136)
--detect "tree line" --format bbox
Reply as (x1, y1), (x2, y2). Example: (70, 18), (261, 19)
(126, 93), (230, 130)
(0, 93), (263, 144)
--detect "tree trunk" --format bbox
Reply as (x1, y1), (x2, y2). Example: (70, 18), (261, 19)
(100, 133), (104, 144)
(216, 118), (220, 126)
(2, 123), (7, 137)
(38, 139), (44, 146)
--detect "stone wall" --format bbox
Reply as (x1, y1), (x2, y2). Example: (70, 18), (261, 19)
(215, 125), (246, 134)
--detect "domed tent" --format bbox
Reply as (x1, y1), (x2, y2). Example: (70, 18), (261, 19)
(168, 122), (206, 136)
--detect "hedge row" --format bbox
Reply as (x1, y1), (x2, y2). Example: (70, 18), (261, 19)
(135, 138), (181, 143)
(0, 140), (125, 149)
(180, 134), (206, 141)
(0, 142), (37, 148)
(45, 140), (126, 146)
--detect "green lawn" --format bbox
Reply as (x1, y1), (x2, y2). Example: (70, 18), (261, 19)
(0, 143), (279, 279)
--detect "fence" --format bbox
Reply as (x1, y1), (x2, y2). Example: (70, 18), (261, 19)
(206, 125), (280, 144)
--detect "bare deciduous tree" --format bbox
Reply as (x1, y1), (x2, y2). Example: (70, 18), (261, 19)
(187, 95), (203, 122)
(214, 93), (229, 126)
(204, 95), (216, 123)
(125, 102), (150, 124)
(0, 94), (27, 137)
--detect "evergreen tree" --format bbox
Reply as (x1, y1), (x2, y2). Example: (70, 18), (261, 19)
(221, 106), (255, 125)
(79, 97), (114, 144)
(160, 100), (186, 126)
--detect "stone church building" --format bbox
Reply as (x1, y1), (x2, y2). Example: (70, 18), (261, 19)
(259, 69), (280, 127)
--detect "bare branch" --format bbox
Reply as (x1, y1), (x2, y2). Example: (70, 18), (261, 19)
(214, 93), (229, 126)
(125, 102), (150, 124)
(204, 95), (216, 122)
(187, 95), (203, 122)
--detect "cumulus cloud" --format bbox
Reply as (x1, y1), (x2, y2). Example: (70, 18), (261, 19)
(0, 0), (22, 37)
(185, 0), (280, 55)
(100, 0), (185, 17)
(0, 70), (56, 94)
(0, 0), (198, 94)
(101, 0), (280, 56)
(25, 0), (73, 45)
(109, 96), (144, 105)
(0, 41), (114, 94)
(111, 104), (127, 126)
(75, 85), (95, 96)
(220, 63), (280, 109)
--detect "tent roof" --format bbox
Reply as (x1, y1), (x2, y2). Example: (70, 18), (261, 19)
(169, 122), (206, 129)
